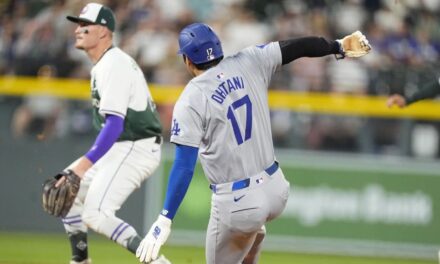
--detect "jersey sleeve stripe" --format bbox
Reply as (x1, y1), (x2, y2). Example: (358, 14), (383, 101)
(170, 138), (200, 148)
(99, 109), (125, 118)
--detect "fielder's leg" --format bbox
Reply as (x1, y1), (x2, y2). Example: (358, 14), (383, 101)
(63, 163), (94, 263)
(68, 231), (90, 264)
(81, 140), (160, 254)
(81, 163), (144, 253)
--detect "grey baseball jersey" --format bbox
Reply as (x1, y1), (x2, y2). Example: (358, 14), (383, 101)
(170, 42), (281, 184)
(171, 42), (290, 263)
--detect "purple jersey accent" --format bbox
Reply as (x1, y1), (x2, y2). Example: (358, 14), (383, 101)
(111, 222), (126, 241)
(114, 223), (130, 241)
(62, 215), (83, 225)
(85, 114), (124, 163)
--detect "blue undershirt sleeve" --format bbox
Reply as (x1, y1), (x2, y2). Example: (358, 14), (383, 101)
(85, 114), (124, 163)
(161, 144), (199, 220)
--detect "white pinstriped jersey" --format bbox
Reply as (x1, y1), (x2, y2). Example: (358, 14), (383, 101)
(170, 42), (282, 184)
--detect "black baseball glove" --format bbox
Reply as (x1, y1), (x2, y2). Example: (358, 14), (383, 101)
(42, 170), (81, 218)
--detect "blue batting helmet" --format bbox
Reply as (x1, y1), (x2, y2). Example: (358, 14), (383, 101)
(178, 23), (223, 65)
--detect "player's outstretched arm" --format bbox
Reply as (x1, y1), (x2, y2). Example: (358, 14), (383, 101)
(137, 144), (198, 263)
(279, 31), (371, 65)
(387, 78), (440, 108)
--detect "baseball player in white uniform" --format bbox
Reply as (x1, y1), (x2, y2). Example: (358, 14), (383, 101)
(62, 3), (169, 264)
(136, 23), (370, 264)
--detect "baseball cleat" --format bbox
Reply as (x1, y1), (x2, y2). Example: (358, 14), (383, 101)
(150, 255), (171, 264)
(70, 258), (91, 264)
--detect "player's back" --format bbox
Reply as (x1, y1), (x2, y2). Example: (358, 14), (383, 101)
(172, 42), (282, 184)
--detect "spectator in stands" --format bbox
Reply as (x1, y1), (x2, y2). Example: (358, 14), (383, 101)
(11, 64), (65, 140)
(4, 0), (440, 156)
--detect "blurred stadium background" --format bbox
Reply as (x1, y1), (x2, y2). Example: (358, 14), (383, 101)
(1, 0), (440, 263)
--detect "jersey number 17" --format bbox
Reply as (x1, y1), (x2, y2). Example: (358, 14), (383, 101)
(227, 95), (252, 145)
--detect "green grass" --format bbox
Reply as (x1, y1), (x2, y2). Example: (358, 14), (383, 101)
(0, 232), (434, 264)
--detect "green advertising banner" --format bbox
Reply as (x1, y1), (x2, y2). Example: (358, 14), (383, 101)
(160, 150), (440, 258)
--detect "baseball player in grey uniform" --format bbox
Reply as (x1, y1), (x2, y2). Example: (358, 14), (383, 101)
(62, 3), (169, 264)
(136, 23), (371, 264)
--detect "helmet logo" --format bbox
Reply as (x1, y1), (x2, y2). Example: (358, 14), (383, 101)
(206, 48), (215, 61)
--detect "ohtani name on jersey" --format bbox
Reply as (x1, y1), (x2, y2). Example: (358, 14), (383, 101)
(211, 76), (244, 104)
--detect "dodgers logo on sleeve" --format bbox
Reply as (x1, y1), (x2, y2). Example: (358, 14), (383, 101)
(171, 119), (181, 136)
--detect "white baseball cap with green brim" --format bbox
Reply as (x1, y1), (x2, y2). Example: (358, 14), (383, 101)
(66, 3), (115, 32)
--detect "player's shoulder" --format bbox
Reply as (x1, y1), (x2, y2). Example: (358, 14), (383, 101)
(173, 84), (196, 112)
(175, 79), (209, 107)
(182, 79), (204, 97)
(99, 47), (138, 71)
(104, 47), (132, 64)
(222, 42), (278, 64)
(242, 42), (278, 55)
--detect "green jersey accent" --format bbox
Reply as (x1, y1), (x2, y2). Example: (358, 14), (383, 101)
(91, 88), (162, 141)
